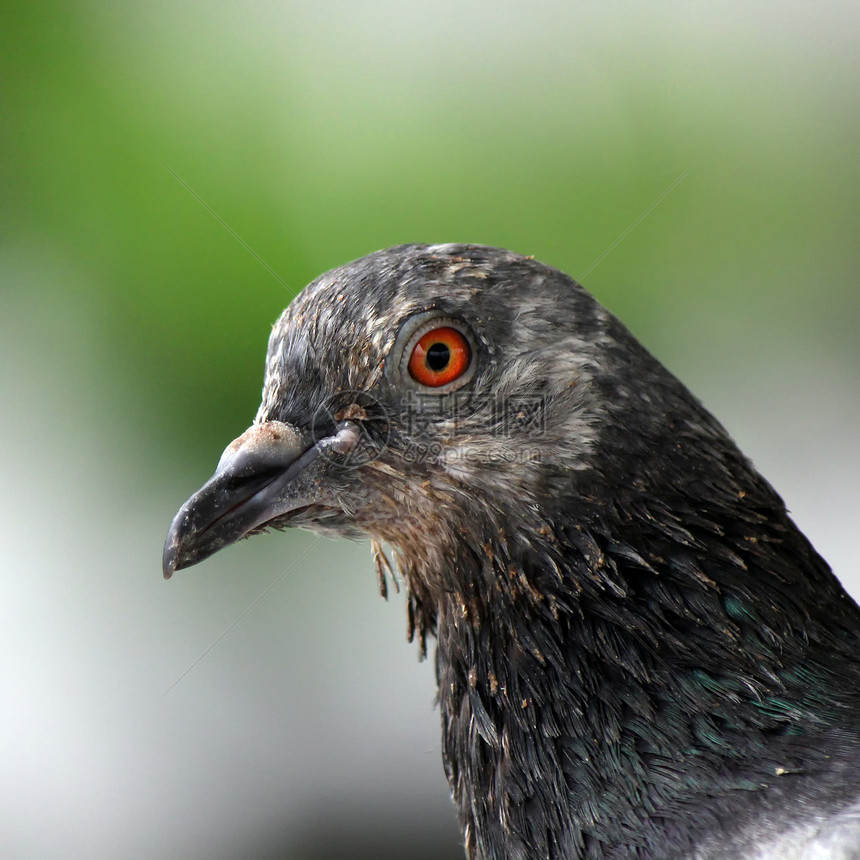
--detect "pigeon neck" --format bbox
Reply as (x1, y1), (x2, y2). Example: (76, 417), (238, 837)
(425, 500), (860, 859)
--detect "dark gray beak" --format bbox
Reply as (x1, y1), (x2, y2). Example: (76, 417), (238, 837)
(162, 420), (360, 578)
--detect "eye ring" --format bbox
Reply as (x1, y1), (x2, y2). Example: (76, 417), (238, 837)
(392, 313), (478, 393)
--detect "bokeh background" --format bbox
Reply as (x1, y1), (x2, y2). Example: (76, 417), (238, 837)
(2, 2), (858, 858)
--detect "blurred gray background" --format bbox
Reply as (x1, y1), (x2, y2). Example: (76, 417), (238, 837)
(2, 2), (858, 858)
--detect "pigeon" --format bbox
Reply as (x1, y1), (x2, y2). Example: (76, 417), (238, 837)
(163, 244), (860, 859)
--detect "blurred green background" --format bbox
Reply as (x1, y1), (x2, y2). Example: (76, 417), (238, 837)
(2, 2), (858, 859)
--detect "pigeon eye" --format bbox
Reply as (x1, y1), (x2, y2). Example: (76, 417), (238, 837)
(408, 327), (472, 387)
(391, 312), (478, 393)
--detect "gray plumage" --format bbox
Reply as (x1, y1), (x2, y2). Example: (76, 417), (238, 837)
(164, 244), (860, 859)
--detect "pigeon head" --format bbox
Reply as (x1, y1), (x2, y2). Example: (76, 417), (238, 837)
(165, 245), (614, 577)
(166, 244), (708, 584)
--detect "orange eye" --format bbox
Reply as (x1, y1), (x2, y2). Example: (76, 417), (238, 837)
(407, 326), (472, 387)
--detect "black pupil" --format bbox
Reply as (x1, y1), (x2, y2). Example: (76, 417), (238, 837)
(426, 342), (450, 372)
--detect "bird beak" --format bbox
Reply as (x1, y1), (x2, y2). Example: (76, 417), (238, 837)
(162, 420), (360, 579)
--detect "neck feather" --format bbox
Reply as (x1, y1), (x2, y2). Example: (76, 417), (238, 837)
(398, 483), (860, 859)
